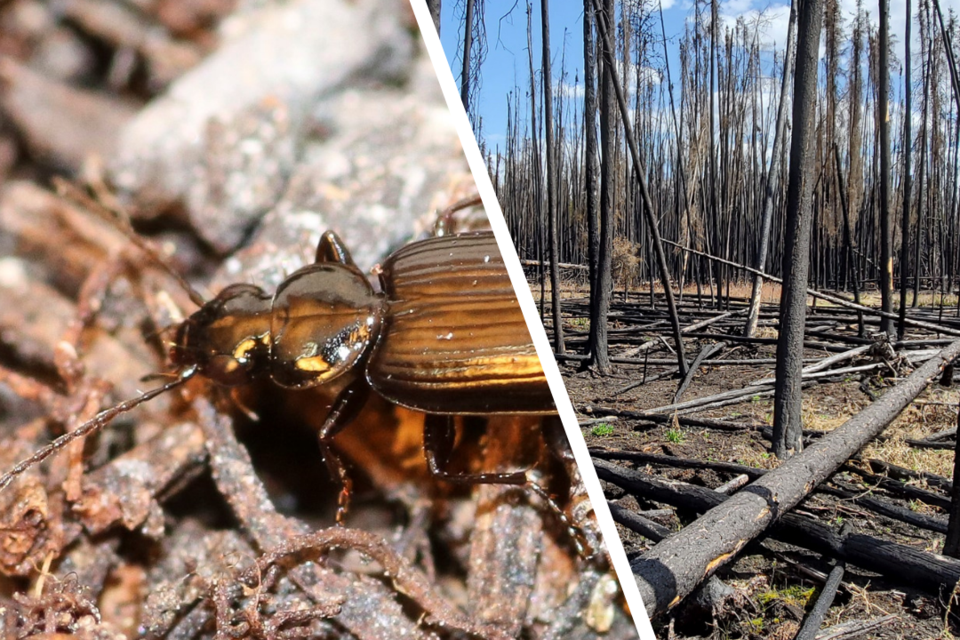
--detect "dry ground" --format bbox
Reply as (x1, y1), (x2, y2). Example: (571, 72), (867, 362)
(538, 279), (960, 640)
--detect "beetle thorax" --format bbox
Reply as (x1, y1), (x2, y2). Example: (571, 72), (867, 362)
(268, 262), (384, 390)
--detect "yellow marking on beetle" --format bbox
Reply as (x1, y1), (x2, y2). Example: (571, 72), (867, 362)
(295, 356), (332, 373)
(233, 338), (259, 361)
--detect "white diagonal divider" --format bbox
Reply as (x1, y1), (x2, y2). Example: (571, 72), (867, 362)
(407, 2), (656, 638)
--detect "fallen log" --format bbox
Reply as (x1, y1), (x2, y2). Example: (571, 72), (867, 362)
(662, 239), (960, 338)
(555, 353), (805, 366)
(681, 310), (745, 334)
(590, 448), (765, 479)
(674, 342), (727, 403)
(867, 458), (952, 492)
(682, 332), (852, 353)
(814, 614), (897, 639)
(918, 426), (959, 442)
(748, 362), (881, 387)
(802, 345), (872, 374)
(841, 464), (950, 510)
(593, 448), (948, 525)
(714, 474), (750, 494)
(674, 386), (780, 416)
(580, 407), (767, 432)
(609, 502), (671, 541)
(820, 482), (947, 534)
(627, 339), (960, 616)
(593, 458), (960, 599)
(905, 439), (955, 450)
(795, 560), (845, 640)
(643, 384), (774, 415)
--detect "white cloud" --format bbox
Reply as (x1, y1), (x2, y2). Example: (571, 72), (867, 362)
(559, 81), (585, 99)
(719, 3), (792, 52)
(719, 0), (960, 66)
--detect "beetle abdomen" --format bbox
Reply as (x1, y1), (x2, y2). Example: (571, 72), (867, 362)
(368, 232), (553, 415)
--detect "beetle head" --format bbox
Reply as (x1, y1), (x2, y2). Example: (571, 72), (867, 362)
(171, 283), (273, 386)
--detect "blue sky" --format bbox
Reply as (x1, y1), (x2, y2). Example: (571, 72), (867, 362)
(439, 0), (690, 147)
(436, 0), (955, 151)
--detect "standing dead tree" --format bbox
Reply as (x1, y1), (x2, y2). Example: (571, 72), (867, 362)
(878, 0), (895, 336)
(583, 0), (602, 367)
(743, 1), (798, 338)
(541, 0), (564, 354)
(592, 0), (688, 378)
(772, 0), (824, 458)
(593, 0), (616, 374)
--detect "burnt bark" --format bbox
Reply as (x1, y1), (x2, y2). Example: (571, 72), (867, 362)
(772, 0), (825, 457)
(583, 0), (601, 361)
(795, 561), (846, 640)
(879, 0), (894, 335)
(541, 0), (564, 354)
(744, 0), (798, 338)
(460, 0), (476, 110)
(592, 0), (615, 374)
(943, 402), (960, 557)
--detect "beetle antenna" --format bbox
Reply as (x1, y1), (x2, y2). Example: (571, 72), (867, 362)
(0, 366), (198, 493)
(53, 178), (208, 309)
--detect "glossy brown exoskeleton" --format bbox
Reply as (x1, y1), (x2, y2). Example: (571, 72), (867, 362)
(0, 227), (558, 524)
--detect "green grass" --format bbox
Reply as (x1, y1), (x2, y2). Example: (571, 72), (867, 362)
(591, 423), (616, 437)
(756, 585), (816, 609)
(666, 427), (685, 444)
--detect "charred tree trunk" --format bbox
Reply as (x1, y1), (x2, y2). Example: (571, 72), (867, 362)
(592, 0), (616, 374)
(772, 0), (824, 458)
(525, 3), (545, 322)
(744, 1), (798, 337)
(592, 0), (688, 377)
(899, 0), (913, 340)
(541, 0), (564, 354)
(460, 0), (476, 111)
(426, 0), (441, 35)
(584, 0), (601, 360)
(879, 0), (894, 335)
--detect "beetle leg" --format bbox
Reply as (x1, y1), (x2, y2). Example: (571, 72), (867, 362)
(315, 230), (357, 267)
(423, 416), (595, 560)
(423, 415), (526, 485)
(317, 378), (370, 524)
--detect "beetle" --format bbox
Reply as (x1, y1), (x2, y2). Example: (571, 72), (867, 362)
(0, 212), (564, 532)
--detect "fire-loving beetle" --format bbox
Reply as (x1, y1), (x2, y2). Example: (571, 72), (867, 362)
(0, 200), (583, 550)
